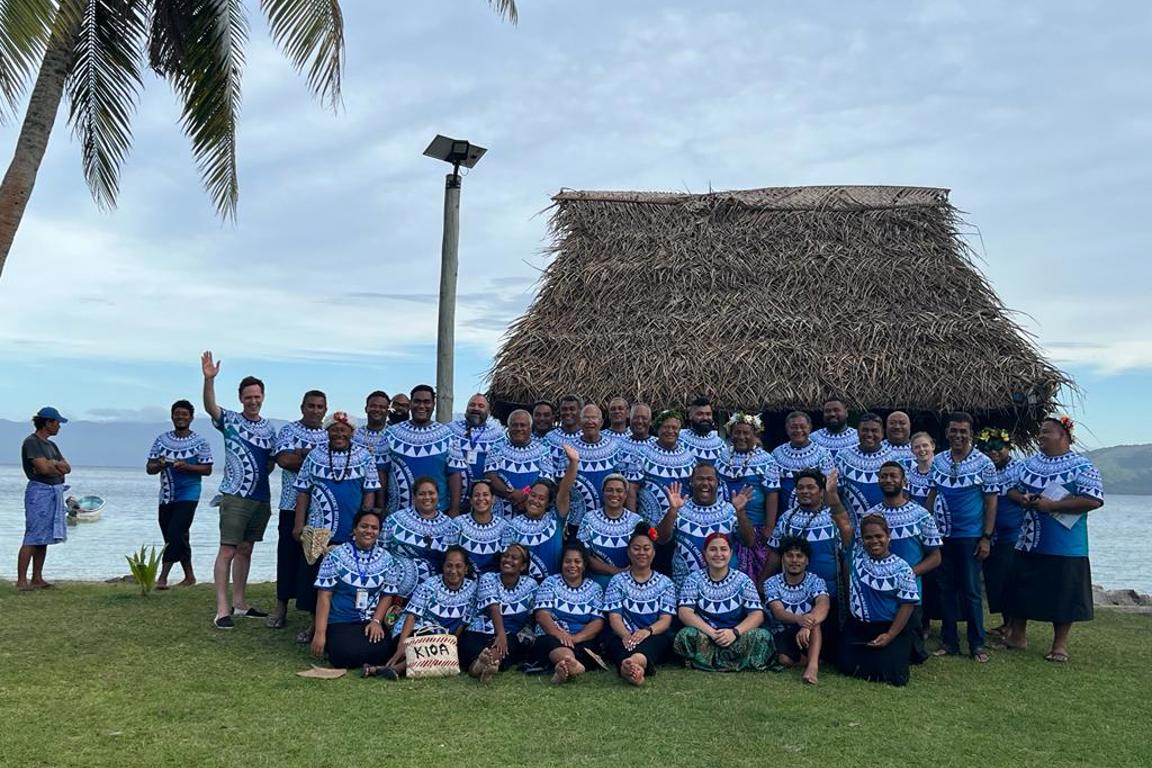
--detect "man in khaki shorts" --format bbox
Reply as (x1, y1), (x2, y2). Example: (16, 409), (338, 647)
(202, 351), (276, 629)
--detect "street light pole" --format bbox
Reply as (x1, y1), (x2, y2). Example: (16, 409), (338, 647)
(435, 168), (462, 424)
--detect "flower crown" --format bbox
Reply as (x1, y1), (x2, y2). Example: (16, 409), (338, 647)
(1055, 414), (1075, 436)
(725, 412), (764, 433)
(975, 427), (1011, 448)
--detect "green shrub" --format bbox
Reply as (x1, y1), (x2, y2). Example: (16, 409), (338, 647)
(125, 544), (166, 596)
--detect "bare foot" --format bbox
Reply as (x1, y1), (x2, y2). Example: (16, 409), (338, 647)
(778, 654), (796, 668)
(802, 667), (819, 685)
(551, 658), (571, 684)
(620, 658), (645, 686)
(478, 648), (498, 684)
(15, 581), (33, 592)
(156, 580), (170, 591)
(175, 578), (197, 588)
(567, 659), (586, 676)
(30, 580), (54, 589)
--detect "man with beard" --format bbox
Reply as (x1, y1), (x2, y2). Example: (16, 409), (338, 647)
(834, 413), (894, 523)
(925, 412), (998, 663)
(379, 385), (464, 516)
(862, 461), (942, 663)
(486, 409), (556, 518)
(560, 404), (629, 531)
(546, 394), (584, 452)
(605, 396), (631, 439)
(531, 400), (556, 439)
(353, 390), (390, 508)
(811, 397), (858, 459)
(883, 411), (914, 468)
(387, 393), (410, 426)
(449, 393), (504, 511)
(268, 390), (329, 634)
(679, 397), (728, 466)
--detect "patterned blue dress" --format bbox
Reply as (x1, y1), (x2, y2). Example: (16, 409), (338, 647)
(835, 444), (895, 522)
(483, 438), (556, 519)
(561, 436), (629, 528)
(670, 499), (739, 587)
(762, 572), (829, 631)
(771, 441), (835, 509)
(678, 428), (729, 466)
(453, 513), (512, 575)
(533, 575), (604, 636)
(379, 420), (465, 513)
(506, 511), (565, 581)
(627, 441), (696, 526)
(930, 450), (999, 539)
(293, 445), (379, 543)
(274, 421), (329, 511)
(381, 507), (460, 579)
(212, 408), (275, 502)
(395, 575), (478, 637)
(148, 430), (213, 504)
(768, 506), (842, 599)
(467, 572), (539, 637)
(576, 507), (644, 587)
(810, 426), (858, 460)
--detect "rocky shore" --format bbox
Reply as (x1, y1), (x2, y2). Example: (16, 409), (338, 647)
(1093, 585), (1152, 613)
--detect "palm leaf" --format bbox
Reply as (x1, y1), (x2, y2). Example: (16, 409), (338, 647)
(0, 0), (58, 121)
(488, 0), (517, 25)
(259, 0), (342, 110)
(154, 0), (246, 219)
(64, 0), (148, 209)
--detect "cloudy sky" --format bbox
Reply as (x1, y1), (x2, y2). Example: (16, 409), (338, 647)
(0, 0), (1148, 449)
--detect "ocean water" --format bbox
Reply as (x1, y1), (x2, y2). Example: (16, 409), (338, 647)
(1, 466), (1149, 592)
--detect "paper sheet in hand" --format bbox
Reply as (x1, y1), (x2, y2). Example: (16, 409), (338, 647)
(1041, 481), (1081, 530)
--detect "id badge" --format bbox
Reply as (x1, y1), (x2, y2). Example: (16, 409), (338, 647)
(355, 589), (368, 609)
(466, 449), (478, 465)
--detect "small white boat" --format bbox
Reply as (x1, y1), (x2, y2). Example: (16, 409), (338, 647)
(66, 495), (105, 523)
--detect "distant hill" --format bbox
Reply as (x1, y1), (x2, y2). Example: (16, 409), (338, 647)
(1084, 444), (1152, 495)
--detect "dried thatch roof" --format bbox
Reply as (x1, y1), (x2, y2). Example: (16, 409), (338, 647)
(488, 185), (1072, 440)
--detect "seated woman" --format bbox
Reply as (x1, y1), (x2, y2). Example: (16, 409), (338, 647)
(533, 542), (605, 684)
(454, 479), (510, 575)
(310, 509), (407, 669)
(577, 473), (643, 587)
(507, 444), (580, 581)
(673, 532), (775, 672)
(829, 474), (921, 686)
(762, 535), (830, 685)
(382, 476), (460, 580)
(370, 546), (477, 679)
(603, 524), (678, 686)
(459, 543), (538, 682)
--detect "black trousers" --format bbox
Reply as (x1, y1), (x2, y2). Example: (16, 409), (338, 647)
(158, 501), (198, 563)
(458, 631), (528, 671)
(276, 509), (304, 602)
(325, 621), (395, 669)
(601, 631), (672, 674)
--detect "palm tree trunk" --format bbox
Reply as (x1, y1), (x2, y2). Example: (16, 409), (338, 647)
(0, 25), (79, 283)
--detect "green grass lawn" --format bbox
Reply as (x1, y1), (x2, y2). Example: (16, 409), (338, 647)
(1, 582), (1149, 768)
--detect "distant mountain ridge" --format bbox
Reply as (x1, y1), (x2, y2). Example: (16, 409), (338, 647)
(1084, 444), (1152, 495)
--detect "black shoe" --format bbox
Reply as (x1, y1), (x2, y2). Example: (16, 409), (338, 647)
(233, 606), (269, 619)
(214, 615), (235, 630)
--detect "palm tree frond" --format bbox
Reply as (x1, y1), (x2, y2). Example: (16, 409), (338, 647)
(488, 0), (517, 25)
(259, 0), (342, 110)
(64, 0), (148, 209)
(0, 0), (59, 121)
(161, 0), (246, 219)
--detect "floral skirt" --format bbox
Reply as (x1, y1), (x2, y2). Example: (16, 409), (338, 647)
(673, 626), (778, 672)
(735, 531), (771, 581)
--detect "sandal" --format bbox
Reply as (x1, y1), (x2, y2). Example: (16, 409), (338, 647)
(1045, 651), (1070, 663)
(972, 649), (990, 664)
(265, 615), (286, 629)
(295, 628), (313, 644)
(931, 647), (959, 657)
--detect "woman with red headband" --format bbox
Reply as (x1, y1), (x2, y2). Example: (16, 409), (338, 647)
(602, 523), (678, 686)
(673, 531), (775, 672)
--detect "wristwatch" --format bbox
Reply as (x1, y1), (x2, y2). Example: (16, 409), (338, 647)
(980, 532), (993, 541)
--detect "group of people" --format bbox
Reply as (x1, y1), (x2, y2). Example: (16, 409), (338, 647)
(15, 351), (1105, 687)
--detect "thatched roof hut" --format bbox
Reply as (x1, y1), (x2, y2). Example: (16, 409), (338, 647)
(487, 185), (1072, 444)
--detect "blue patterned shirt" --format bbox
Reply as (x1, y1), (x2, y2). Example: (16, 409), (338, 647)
(379, 421), (465, 513)
(381, 507), (460, 580)
(678, 428), (729, 466)
(678, 569), (763, 630)
(1015, 451), (1103, 557)
(930, 450), (999, 539)
(762, 571), (829, 631)
(835, 444), (895, 522)
(810, 426), (858, 459)
(768, 506), (841, 598)
(670, 499), (739, 586)
(292, 445), (379, 544)
(991, 458), (1027, 545)
(716, 447), (781, 528)
(559, 435), (629, 528)
(448, 419), (505, 499)
(274, 421), (329, 511)
(882, 440), (915, 469)
(483, 438), (556, 518)
(603, 571), (678, 632)
(907, 464), (947, 536)
(771, 441), (835, 508)
(453, 513), (512, 575)
(506, 511), (565, 581)
(396, 575), (478, 637)
(314, 543), (404, 625)
(577, 507), (644, 586)
(533, 575), (604, 636)
(148, 430), (213, 504)
(847, 546), (920, 622)
(467, 572), (538, 636)
(627, 441), (696, 526)
(860, 500), (941, 587)
(212, 408), (275, 501)
(352, 425), (389, 459)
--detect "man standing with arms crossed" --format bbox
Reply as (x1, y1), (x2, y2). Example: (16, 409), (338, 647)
(202, 351), (276, 630)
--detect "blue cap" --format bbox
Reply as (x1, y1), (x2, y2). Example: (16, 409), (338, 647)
(35, 407), (68, 423)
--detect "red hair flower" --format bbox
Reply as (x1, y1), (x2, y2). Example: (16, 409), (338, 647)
(647, 527), (658, 541)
